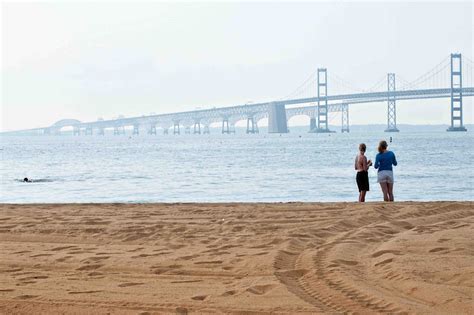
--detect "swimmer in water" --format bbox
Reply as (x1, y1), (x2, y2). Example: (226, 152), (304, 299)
(23, 177), (31, 182)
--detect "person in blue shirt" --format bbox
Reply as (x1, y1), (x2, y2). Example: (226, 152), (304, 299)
(374, 140), (397, 202)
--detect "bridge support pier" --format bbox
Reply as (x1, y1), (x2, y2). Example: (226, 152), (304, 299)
(385, 73), (399, 132)
(203, 125), (210, 134)
(309, 117), (316, 132)
(163, 128), (169, 135)
(85, 127), (93, 135)
(114, 126), (124, 135)
(222, 119), (230, 134)
(246, 116), (259, 134)
(185, 126), (191, 134)
(173, 122), (180, 135)
(268, 102), (288, 133)
(193, 122), (201, 134)
(447, 53), (467, 131)
(149, 125), (157, 135)
(133, 124), (139, 135)
(341, 103), (350, 133)
(98, 127), (105, 136)
(73, 127), (80, 136)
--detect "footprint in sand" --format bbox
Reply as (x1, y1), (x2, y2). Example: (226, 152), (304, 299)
(127, 247), (144, 253)
(179, 254), (199, 260)
(18, 275), (48, 281)
(332, 259), (359, 266)
(246, 284), (276, 295)
(118, 282), (144, 288)
(56, 256), (73, 262)
(191, 295), (208, 301)
(437, 238), (451, 243)
(1, 268), (23, 273)
(175, 307), (188, 315)
(68, 290), (102, 294)
(194, 260), (223, 265)
(429, 247), (449, 253)
(30, 253), (53, 258)
(15, 295), (38, 299)
(221, 290), (238, 296)
(171, 280), (202, 284)
(81, 256), (110, 262)
(50, 246), (78, 251)
(371, 250), (401, 258)
(76, 264), (104, 271)
(374, 258), (393, 267)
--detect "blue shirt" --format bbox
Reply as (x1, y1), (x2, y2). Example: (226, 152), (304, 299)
(374, 151), (397, 172)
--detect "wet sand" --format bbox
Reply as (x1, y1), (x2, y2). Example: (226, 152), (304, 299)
(0, 202), (472, 314)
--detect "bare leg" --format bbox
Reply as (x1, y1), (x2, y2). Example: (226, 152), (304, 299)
(359, 191), (366, 202)
(379, 183), (389, 201)
(387, 183), (394, 202)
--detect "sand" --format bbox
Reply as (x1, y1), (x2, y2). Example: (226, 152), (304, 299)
(0, 202), (472, 314)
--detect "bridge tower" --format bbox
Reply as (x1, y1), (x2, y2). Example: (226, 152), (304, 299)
(341, 103), (350, 133)
(385, 73), (399, 132)
(447, 53), (467, 131)
(314, 68), (330, 133)
(222, 118), (230, 134)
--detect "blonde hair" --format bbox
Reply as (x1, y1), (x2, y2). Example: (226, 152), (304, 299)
(378, 140), (388, 153)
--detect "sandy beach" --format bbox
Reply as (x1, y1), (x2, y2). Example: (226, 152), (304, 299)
(0, 202), (472, 314)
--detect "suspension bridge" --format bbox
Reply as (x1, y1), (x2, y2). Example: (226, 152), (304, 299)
(5, 53), (473, 136)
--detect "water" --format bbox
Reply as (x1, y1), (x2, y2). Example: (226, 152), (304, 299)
(1, 127), (473, 203)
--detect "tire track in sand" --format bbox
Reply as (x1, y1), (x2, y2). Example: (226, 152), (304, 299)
(273, 203), (473, 313)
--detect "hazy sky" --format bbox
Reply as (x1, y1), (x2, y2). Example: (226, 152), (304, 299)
(1, 1), (473, 131)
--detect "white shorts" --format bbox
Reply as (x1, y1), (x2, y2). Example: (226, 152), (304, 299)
(377, 170), (394, 183)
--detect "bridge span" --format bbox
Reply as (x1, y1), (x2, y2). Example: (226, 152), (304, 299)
(5, 53), (473, 136)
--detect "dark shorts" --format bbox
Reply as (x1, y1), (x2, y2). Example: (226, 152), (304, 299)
(356, 171), (369, 192)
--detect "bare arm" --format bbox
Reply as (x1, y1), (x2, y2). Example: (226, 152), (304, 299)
(362, 156), (369, 171)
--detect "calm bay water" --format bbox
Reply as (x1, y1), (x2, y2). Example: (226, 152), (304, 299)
(1, 127), (473, 203)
